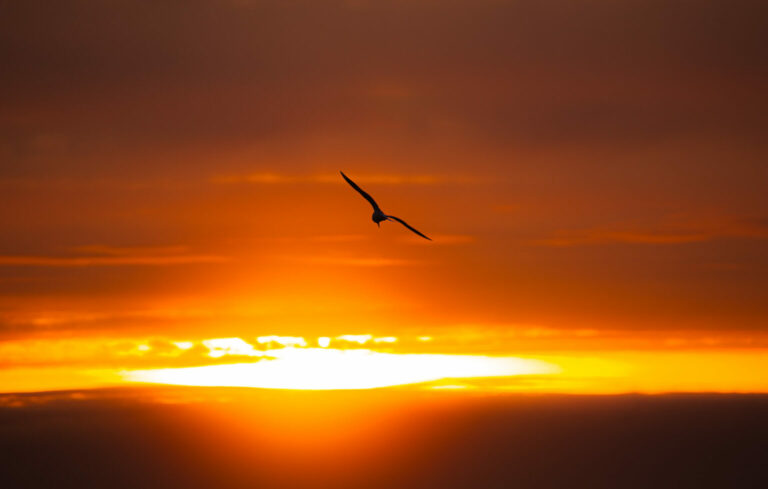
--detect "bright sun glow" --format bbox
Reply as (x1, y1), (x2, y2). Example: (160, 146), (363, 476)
(202, 338), (264, 358)
(256, 335), (308, 347)
(123, 347), (558, 390)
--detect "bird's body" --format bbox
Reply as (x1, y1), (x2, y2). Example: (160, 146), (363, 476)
(372, 209), (387, 225)
(340, 171), (431, 240)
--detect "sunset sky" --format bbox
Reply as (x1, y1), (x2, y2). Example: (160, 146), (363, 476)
(1, 0), (767, 394)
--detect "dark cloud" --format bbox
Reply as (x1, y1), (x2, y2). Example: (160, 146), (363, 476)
(0, 391), (767, 488)
(1, 0), (766, 177)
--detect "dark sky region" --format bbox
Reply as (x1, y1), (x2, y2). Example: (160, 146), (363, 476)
(1, 389), (767, 489)
(1, 0), (767, 342)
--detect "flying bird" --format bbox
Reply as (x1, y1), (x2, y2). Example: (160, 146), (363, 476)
(340, 171), (432, 241)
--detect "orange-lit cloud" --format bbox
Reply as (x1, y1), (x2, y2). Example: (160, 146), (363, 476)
(213, 173), (474, 185)
(399, 234), (475, 245)
(0, 245), (228, 267)
(2, 332), (768, 394)
(534, 231), (712, 247)
(281, 255), (422, 267)
(534, 216), (768, 246)
(0, 254), (229, 267)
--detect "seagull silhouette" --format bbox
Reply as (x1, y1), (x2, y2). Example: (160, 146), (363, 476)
(340, 171), (432, 241)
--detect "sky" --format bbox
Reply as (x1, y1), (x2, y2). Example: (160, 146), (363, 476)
(1, 0), (767, 393)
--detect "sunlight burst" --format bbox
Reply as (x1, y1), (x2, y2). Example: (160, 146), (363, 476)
(124, 348), (558, 390)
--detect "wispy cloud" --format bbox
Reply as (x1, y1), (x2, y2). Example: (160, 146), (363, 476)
(534, 231), (712, 247)
(307, 234), (369, 243)
(534, 216), (768, 247)
(400, 234), (475, 245)
(0, 256), (229, 266)
(70, 245), (192, 256)
(0, 337), (272, 370)
(282, 255), (421, 267)
(0, 245), (229, 267)
(212, 172), (476, 185)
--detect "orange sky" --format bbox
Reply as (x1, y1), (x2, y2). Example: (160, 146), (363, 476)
(1, 0), (767, 393)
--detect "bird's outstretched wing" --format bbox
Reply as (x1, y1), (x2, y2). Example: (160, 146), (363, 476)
(340, 171), (381, 212)
(386, 215), (432, 241)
